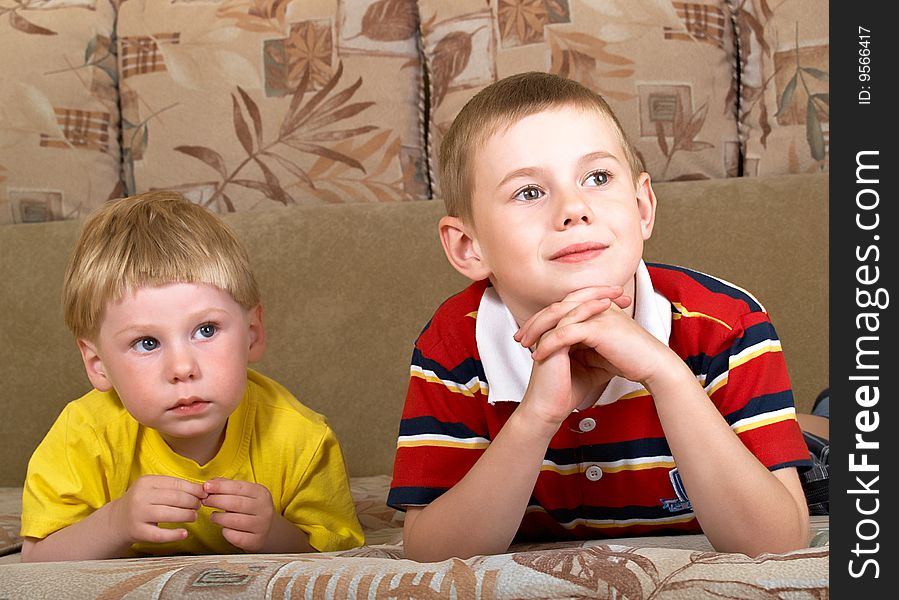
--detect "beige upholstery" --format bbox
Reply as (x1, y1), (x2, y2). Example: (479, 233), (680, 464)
(0, 172), (827, 486)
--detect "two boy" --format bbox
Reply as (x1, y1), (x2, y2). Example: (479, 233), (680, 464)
(20, 192), (363, 560)
(22, 71), (813, 563)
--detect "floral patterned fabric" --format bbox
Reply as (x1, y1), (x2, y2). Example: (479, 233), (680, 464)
(117, 0), (428, 212)
(0, 0), (122, 225)
(1, 0), (827, 226)
(418, 0), (741, 188)
(735, 0), (829, 176)
(0, 478), (829, 598)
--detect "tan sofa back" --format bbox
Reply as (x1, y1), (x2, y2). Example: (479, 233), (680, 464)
(0, 173), (827, 486)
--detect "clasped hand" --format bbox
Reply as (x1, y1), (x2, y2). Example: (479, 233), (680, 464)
(110, 474), (276, 552)
(514, 285), (666, 429)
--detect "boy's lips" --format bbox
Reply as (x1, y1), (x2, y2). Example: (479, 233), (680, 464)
(550, 242), (608, 263)
(169, 397), (211, 415)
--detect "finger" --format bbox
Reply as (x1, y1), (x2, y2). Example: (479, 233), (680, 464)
(202, 493), (260, 515)
(531, 321), (599, 361)
(203, 478), (259, 498)
(612, 295), (632, 309)
(147, 488), (204, 510)
(520, 298), (612, 349)
(220, 528), (260, 552)
(134, 524), (189, 545)
(516, 299), (589, 345)
(210, 510), (260, 533)
(149, 475), (207, 500)
(146, 506), (199, 525)
(515, 287), (625, 343)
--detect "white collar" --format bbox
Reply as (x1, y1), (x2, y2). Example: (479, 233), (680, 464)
(476, 260), (672, 406)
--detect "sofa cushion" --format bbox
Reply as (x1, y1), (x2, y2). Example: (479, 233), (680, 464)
(735, 0), (829, 176)
(0, 1), (121, 225)
(416, 0), (740, 191)
(116, 0), (428, 210)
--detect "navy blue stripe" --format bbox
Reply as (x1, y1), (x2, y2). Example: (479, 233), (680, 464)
(411, 347), (487, 388)
(771, 458), (814, 471)
(647, 262), (763, 312)
(387, 486), (447, 510)
(732, 320), (782, 354)
(536, 503), (693, 523)
(545, 437), (671, 466)
(724, 390), (797, 426)
(398, 415), (486, 440)
(683, 352), (714, 377)
(703, 320), (782, 384)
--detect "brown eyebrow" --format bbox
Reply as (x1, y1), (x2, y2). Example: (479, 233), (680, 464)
(496, 167), (545, 190)
(579, 150), (622, 167)
(495, 151), (623, 190)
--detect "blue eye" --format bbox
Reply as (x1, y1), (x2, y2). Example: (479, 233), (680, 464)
(133, 337), (159, 353)
(584, 171), (611, 187)
(513, 186), (544, 202)
(196, 323), (217, 339)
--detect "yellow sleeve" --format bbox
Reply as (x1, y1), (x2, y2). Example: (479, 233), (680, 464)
(283, 425), (364, 552)
(20, 403), (114, 540)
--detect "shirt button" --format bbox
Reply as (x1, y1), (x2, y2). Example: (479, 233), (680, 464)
(578, 417), (596, 432)
(585, 465), (603, 481)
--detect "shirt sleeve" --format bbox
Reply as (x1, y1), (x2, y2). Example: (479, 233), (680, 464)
(707, 310), (813, 471)
(20, 405), (113, 539)
(387, 321), (492, 510)
(282, 425), (364, 552)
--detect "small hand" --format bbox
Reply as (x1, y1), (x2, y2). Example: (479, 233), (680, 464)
(529, 298), (669, 386)
(514, 287), (630, 431)
(110, 475), (207, 545)
(515, 286), (631, 350)
(203, 478), (275, 552)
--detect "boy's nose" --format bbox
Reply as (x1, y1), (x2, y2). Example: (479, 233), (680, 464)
(168, 347), (199, 383)
(557, 193), (594, 228)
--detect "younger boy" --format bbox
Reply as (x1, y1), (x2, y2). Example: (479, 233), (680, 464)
(388, 72), (812, 561)
(21, 192), (364, 561)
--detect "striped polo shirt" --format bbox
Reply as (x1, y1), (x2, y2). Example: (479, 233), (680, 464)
(388, 262), (812, 541)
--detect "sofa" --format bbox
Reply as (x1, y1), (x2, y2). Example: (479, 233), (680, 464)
(1, 0), (829, 597)
(0, 171), (829, 597)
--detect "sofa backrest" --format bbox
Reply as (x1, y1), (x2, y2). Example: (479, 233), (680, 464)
(1, 2), (828, 225)
(0, 173), (827, 485)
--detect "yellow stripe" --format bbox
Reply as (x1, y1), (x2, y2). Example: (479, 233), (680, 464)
(572, 514), (697, 530)
(618, 389), (650, 401)
(397, 439), (490, 450)
(671, 302), (732, 330)
(410, 370), (487, 397)
(539, 460), (674, 475)
(707, 374), (728, 396)
(601, 460), (675, 473)
(466, 311), (478, 319)
(730, 345), (782, 370)
(733, 413), (797, 435)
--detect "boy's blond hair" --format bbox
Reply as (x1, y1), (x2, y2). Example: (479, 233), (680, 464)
(438, 71), (644, 223)
(62, 191), (260, 340)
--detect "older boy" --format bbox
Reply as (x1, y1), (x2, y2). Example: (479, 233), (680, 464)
(21, 192), (363, 561)
(388, 72), (812, 561)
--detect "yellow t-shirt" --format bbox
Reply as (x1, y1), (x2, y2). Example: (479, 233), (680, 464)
(21, 369), (364, 556)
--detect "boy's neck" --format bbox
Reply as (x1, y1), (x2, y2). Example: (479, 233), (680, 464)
(162, 424), (227, 466)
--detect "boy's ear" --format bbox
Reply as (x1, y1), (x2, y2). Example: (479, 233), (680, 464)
(76, 339), (114, 392)
(438, 216), (492, 281)
(247, 304), (266, 363)
(635, 172), (658, 240)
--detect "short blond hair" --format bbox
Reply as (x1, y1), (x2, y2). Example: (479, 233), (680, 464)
(438, 71), (643, 223)
(63, 191), (260, 340)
